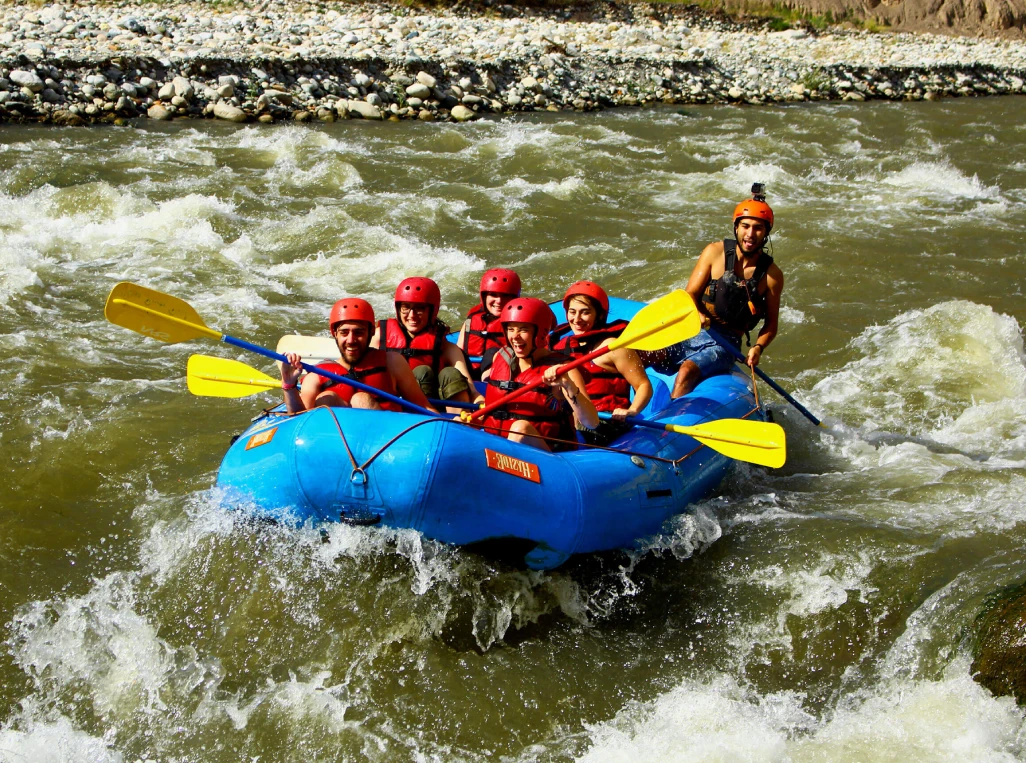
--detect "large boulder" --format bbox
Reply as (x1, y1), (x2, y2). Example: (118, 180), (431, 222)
(972, 580), (1026, 703)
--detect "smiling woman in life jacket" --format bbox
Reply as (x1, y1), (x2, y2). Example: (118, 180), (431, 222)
(279, 298), (437, 414)
(643, 184), (785, 398)
(456, 268), (521, 380)
(550, 281), (653, 447)
(373, 277), (482, 411)
(480, 297), (599, 452)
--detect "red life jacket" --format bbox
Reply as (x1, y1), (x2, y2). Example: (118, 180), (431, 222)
(482, 348), (576, 449)
(460, 304), (506, 364)
(380, 318), (448, 373)
(551, 320), (631, 413)
(308, 350), (401, 412)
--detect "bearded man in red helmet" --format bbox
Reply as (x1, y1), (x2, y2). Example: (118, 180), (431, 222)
(644, 184), (785, 398)
(279, 298), (437, 414)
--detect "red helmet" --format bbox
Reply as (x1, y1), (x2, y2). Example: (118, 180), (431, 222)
(733, 199), (774, 232)
(394, 277), (441, 320)
(500, 297), (556, 349)
(479, 268), (521, 300)
(329, 298), (375, 331)
(562, 280), (609, 315)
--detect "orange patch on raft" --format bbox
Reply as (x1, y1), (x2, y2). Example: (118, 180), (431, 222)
(246, 427), (277, 450)
(485, 448), (541, 483)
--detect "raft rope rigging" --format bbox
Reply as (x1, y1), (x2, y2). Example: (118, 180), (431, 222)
(324, 404), (764, 485)
(256, 365), (767, 487)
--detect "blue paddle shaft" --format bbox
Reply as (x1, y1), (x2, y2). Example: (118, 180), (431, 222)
(596, 412), (667, 432)
(220, 335), (441, 418)
(711, 334), (823, 427)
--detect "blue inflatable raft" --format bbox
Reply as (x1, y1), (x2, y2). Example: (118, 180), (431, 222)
(215, 298), (766, 569)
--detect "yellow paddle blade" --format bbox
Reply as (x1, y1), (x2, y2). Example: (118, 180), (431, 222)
(187, 355), (279, 398)
(276, 335), (339, 364)
(609, 290), (701, 352)
(105, 282), (221, 344)
(668, 418), (786, 468)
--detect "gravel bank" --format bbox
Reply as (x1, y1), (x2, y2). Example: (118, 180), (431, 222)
(2, 1), (1025, 125)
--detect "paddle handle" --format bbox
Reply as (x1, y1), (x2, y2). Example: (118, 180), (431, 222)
(220, 335), (440, 418)
(468, 343), (610, 421)
(712, 336), (824, 428)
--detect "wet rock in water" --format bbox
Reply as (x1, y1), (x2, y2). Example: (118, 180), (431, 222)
(213, 102), (247, 122)
(451, 104), (476, 121)
(347, 100), (382, 119)
(972, 580), (1026, 704)
(51, 109), (85, 126)
(147, 103), (172, 121)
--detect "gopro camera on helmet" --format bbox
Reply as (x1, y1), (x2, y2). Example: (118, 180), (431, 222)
(751, 182), (766, 201)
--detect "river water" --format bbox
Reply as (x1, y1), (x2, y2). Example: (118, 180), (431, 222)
(2, 97), (1026, 761)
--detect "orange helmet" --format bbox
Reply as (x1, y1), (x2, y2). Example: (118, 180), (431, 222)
(479, 268), (521, 300)
(500, 297), (556, 349)
(394, 277), (441, 320)
(733, 198), (774, 232)
(329, 298), (375, 331)
(562, 280), (609, 315)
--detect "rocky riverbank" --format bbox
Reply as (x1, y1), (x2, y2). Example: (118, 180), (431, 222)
(1, 1), (1025, 125)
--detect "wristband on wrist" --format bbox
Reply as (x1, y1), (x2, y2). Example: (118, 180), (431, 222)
(282, 383), (298, 391)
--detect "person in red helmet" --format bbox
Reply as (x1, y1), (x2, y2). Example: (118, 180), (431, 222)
(456, 268), (521, 379)
(480, 297), (598, 452)
(551, 280), (652, 446)
(373, 276), (480, 409)
(643, 184), (785, 398)
(279, 298), (437, 414)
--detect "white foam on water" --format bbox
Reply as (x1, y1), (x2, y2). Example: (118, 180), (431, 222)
(576, 662), (1025, 762)
(632, 504), (724, 564)
(359, 190), (473, 229)
(232, 123), (369, 159)
(9, 572), (194, 719)
(499, 175), (592, 202)
(715, 546), (886, 662)
(469, 119), (578, 161)
(577, 674), (809, 762)
(0, 247), (43, 305)
(650, 162), (793, 213)
(811, 301), (1026, 448)
(773, 300), (1026, 536)
(882, 161), (1001, 202)
(0, 711), (123, 763)
(0, 182), (239, 303)
(779, 305), (808, 324)
(265, 216), (482, 308)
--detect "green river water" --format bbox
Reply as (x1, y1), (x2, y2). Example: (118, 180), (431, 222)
(1, 97), (1026, 761)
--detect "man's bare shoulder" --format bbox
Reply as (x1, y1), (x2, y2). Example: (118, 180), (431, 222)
(699, 240), (725, 262)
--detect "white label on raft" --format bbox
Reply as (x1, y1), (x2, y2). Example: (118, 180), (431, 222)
(485, 449), (540, 483)
(246, 427), (277, 450)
